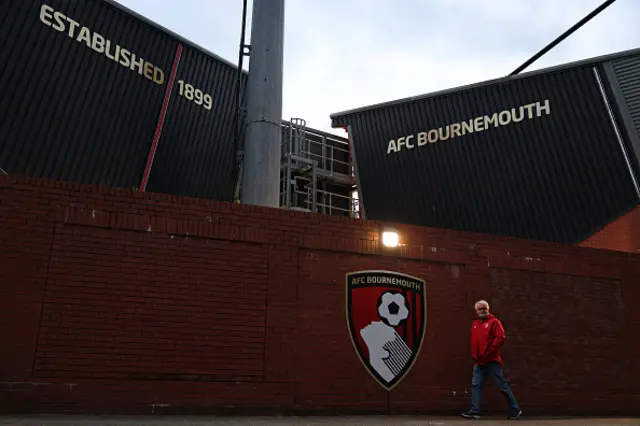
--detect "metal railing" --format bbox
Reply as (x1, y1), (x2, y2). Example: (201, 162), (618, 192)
(281, 122), (351, 179)
(280, 118), (358, 218)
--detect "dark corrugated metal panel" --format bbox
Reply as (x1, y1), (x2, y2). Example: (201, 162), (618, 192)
(331, 48), (640, 124)
(612, 54), (640, 140)
(331, 65), (639, 244)
(604, 53), (640, 195)
(0, 0), (173, 188)
(146, 42), (246, 200)
(0, 0), (244, 201)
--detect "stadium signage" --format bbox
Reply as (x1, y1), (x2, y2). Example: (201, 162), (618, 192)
(39, 4), (165, 85)
(345, 270), (427, 390)
(386, 99), (551, 155)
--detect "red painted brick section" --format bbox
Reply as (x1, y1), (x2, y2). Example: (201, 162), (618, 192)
(580, 206), (640, 253)
(36, 226), (268, 381)
(0, 174), (639, 416)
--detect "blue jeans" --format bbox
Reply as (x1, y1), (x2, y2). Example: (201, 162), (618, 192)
(470, 362), (520, 413)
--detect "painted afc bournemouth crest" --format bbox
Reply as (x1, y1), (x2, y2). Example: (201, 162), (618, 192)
(345, 270), (427, 391)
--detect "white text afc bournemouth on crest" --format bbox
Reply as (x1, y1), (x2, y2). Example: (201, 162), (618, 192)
(345, 270), (427, 390)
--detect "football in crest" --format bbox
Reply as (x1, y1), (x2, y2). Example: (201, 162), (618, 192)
(345, 270), (427, 390)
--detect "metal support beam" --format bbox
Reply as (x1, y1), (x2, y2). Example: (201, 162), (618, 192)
(240, 0), (286, 208)
(509, 0), (617, 76)
(232, 0), (250, 203)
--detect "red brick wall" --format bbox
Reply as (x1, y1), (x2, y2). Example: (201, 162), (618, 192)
(1, 175), (639, 416)
(580, 206), (640, 253)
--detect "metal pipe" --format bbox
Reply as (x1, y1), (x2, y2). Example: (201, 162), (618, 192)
(234, 0), (249, 147)
(509, 0), (618, 76)
(232, 0), (250, 202)
(240, 0), (286, 207)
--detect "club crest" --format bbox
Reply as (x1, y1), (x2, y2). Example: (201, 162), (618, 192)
(345, 270), (427, 391)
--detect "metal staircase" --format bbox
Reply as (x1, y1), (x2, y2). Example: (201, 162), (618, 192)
(279, 118), (355, 216)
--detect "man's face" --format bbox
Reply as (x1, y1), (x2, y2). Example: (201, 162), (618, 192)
(475, 303), (489, 318)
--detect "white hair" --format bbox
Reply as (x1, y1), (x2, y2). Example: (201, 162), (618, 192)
(474, 299), (489, 309)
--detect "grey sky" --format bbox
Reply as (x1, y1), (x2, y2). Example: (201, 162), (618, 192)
(113, 0), (640, 136)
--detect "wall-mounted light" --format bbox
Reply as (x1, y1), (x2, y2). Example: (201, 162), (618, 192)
(382, 228), (399, 248)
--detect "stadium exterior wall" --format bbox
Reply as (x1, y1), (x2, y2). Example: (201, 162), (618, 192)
(0, 0), (247, 201)
(1, 174), (639, 416)
(579, 205), (640, 253)
(331, 49), (640, 245)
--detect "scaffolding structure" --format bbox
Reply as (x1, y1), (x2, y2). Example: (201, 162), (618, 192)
(280, 119), (358, 217)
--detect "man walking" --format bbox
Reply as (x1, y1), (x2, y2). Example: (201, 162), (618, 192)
(461, 299), (522, 420)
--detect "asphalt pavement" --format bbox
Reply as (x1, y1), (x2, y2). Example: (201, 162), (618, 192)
(0, 416), (638, 426)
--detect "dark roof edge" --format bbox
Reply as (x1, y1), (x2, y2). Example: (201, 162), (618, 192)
(330, 47), (640, 122)
(103, 0), (247, 75)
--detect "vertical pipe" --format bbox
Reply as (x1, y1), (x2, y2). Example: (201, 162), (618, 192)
(286, 155), (292, 208)
(311, 163), (317, 212)
(232, 0), (250, 202)
(240, 0), (285, 207)
(233, 0), (249, 163)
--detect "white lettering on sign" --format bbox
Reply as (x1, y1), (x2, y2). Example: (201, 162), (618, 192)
(40, 3), (165, 85)
(386, 99), (552, 155)
(177, 80), (213, 111)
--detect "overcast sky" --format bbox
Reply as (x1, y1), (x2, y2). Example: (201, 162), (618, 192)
(113, 0), (640, 136)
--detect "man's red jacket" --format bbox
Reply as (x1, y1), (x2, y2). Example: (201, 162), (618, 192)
(470, 313), (507, 365)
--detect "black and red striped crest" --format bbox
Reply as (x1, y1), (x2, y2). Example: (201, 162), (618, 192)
(345, 270), (427, 391)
